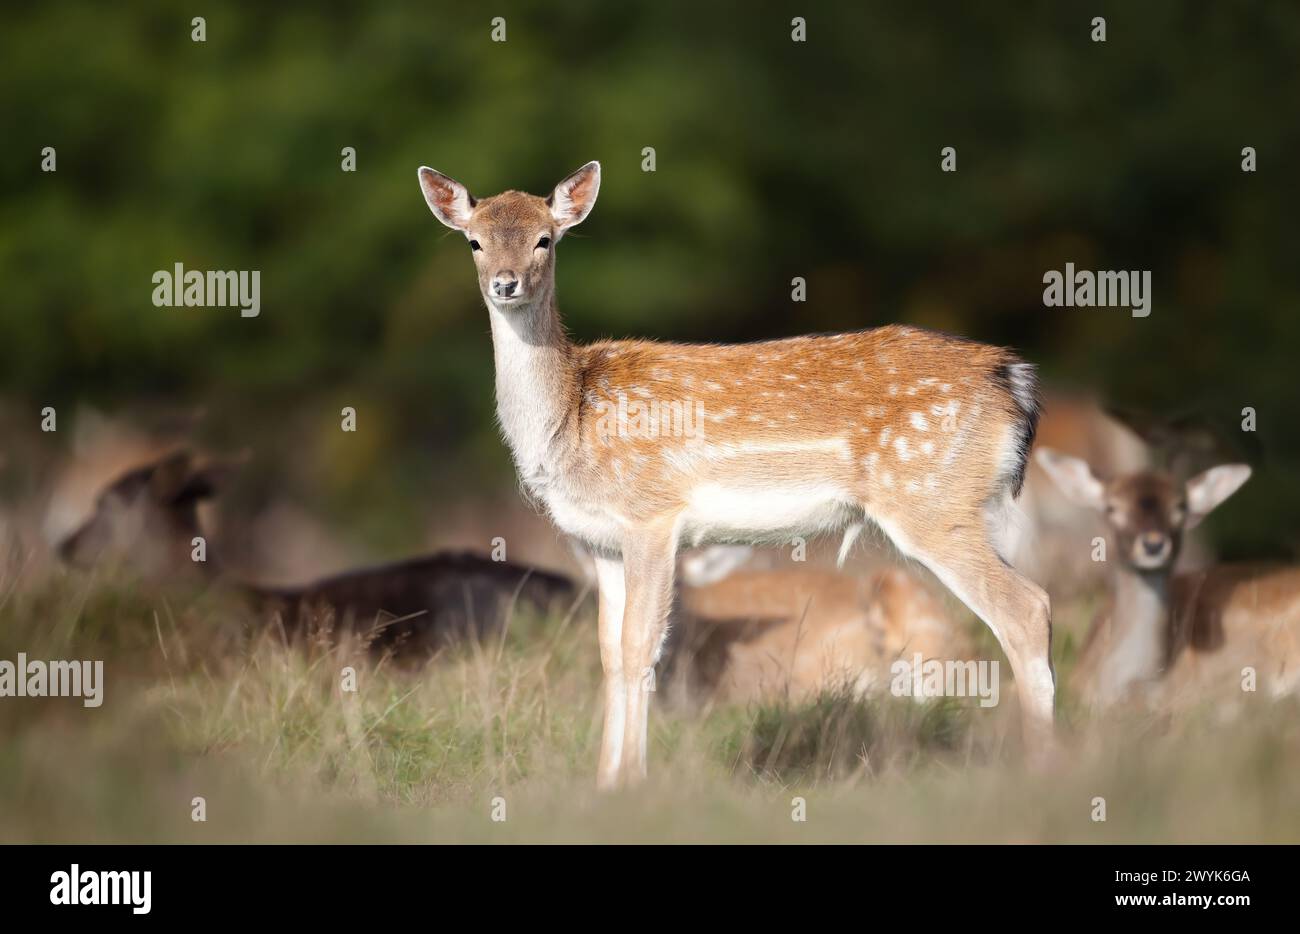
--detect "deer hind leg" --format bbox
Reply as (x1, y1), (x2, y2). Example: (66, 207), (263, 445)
(875, 503), (1056, 751)
(618, 520), (679, 786)
(592, 553), (627, 791)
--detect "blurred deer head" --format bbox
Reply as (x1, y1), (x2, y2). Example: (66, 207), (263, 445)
(1035, 449), (1251, 573)
(52, 448), (236, 579)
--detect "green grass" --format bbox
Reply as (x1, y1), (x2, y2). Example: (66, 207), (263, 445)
(1, 562), (1298, 843)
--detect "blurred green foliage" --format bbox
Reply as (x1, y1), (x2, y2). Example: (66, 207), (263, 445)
(2, 1), (1298, 554)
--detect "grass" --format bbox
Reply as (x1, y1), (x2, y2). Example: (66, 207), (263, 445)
(1, 557), (1298, 843)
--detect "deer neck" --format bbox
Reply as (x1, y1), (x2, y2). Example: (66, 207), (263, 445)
(1095, 565), (1172, 701)
(485, 290), (579, 488)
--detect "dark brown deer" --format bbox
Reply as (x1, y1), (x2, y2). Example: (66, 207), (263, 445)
(51, 447), (582, 654)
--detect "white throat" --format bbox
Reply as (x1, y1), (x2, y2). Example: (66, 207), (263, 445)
(1098, 568), (1170, 702)
(485, 295), (574, 487)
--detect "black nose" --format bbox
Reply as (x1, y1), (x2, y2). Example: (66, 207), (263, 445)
(493, 276), (518, 297)
(1141, 533), (1167, 556)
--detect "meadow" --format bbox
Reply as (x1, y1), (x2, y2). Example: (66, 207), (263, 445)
(3, 549), (1297, 844)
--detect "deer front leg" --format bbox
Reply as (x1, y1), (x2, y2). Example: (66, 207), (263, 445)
(619, 521), (679, 786)
(592, 553), (626, 791)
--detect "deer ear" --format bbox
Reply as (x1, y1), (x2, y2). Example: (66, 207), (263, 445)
(1035, 448), (1107, 511)
(418, 167), (475, 230)
(1185, 464), (1251, 528)
(548, 161), (601, 233)
(148, 449), (195, 503)
(173, 459), (243, 503)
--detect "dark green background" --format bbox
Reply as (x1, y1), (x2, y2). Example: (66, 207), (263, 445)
(2, 1), (1297, 556)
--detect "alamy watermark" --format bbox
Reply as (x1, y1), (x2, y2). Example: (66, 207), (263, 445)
(1043, 263), (1151, 318)
(0, 653), (103, 707)
(889, 654), (999, 707)
(50, 865), (150, 914)
(152, 262), (260, 317)
(594, 392), (706, 441)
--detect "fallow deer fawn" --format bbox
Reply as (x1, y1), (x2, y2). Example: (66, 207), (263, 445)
(1036, 449), (1300, 707)
(418, 161), (1055, 787)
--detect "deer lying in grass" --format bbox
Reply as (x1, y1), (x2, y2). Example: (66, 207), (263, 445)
(1036, 449), (1300, 707)
(50, 446), (579, 653)
(418, 160), (1054, 787)
(670, 563), (974, 704)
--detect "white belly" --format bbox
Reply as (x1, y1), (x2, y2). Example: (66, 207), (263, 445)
(680, 483), (857, 546)
(537, 477), (857, 554)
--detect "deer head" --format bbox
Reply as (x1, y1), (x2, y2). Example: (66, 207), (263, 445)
(1035, 449), (1252, 573)
(417, 161), (600, 312)
(54, 448), (237, 578)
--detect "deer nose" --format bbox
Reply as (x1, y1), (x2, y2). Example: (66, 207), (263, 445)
(1140, 532), (1168, 556)
(491, 274), (519, 298)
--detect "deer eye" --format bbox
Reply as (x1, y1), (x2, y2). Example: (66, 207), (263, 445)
(536, 236), (551, 250)
(469, 239), (482, 252)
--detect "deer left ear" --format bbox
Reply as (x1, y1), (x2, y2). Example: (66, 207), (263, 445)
(548, 161), (601, 233)
(1186, 464), (1251, 528)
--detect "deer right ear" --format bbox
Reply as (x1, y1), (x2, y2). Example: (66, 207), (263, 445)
(1185, 464), (1251, 528)
(418, 167), (475, 230)
(1035, 448), (1107, 511)
(548, 161), (601, 233)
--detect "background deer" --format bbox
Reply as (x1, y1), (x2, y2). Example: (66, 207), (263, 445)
(669, 563), (974, 704)
(418, 160), (1055, 788)
(49, 443), (580, 654)
(1036, 449), (1300, 707)
(1011, 394), (1151, 599)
